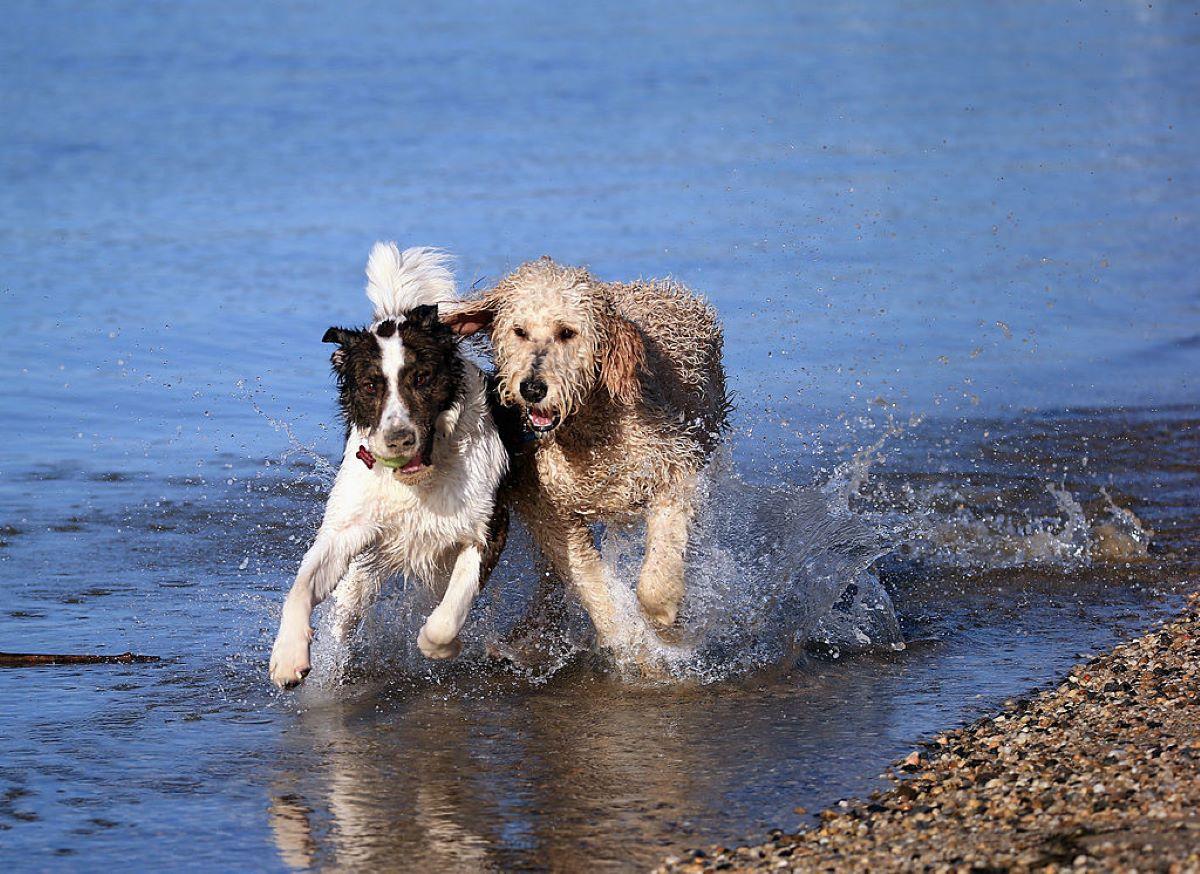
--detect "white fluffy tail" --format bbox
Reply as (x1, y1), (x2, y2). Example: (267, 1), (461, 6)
(364, 242), (457, 319)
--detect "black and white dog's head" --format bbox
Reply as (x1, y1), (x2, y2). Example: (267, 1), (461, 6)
(323, 304), (464, 480)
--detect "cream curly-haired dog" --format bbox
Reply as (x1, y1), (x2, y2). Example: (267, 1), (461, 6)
(444, 257), (730, 650)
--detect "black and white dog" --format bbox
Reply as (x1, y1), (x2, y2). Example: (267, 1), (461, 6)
(269, 243), (510, 689)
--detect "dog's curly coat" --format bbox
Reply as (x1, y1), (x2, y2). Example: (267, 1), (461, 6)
(445, 257), (730, 648)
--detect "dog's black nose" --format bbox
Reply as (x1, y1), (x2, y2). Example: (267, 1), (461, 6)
(383, 427), (417, 453)
(520, 378), (548, 404)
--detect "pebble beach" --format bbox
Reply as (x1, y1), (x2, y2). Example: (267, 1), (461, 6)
(658, 593), (1200, 873)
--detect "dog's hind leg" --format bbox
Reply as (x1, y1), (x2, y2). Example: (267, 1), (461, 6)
(486, 559), (570, 669)
(417, 543), (484, 660)
(331, 556), (380, 643)
(637, 476), (696, 629)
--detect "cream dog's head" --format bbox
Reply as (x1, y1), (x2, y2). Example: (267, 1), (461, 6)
(443, 258), (643, 433)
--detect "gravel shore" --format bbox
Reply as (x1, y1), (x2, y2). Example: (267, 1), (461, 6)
(657, 593), (1200, 873)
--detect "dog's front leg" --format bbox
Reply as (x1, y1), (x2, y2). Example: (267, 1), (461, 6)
(531, 514), (620, 648)
(417, 543), (483, 659)
(636, 478), (696, 629)
(270, 522), (374, 689)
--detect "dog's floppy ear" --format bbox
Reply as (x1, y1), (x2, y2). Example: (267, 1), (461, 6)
(601, 315), (645, 405)
(322, 326), (359, 371)
(440, 298), (495, 336)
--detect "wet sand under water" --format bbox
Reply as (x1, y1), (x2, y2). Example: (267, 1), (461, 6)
(1, 407), (1197, 870)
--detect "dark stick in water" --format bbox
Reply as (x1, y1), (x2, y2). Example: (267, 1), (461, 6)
(0, 651), (161, 667)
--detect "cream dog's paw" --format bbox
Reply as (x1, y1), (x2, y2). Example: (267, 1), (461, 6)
(417, 613), (462, 660)
(417, 627), (462, 659)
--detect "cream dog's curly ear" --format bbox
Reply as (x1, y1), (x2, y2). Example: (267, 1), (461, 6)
(600, 313), (645, 405)
(439, 297), (495, 336)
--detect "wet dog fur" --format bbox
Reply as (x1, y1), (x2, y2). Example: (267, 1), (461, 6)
(269, 243), (510, 689)
(443, 257), (730, 651)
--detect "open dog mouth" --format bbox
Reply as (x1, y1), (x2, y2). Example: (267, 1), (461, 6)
(527, 407), (561, 433)
(357, 445), (427, 474)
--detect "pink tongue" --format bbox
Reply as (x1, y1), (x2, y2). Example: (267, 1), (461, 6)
(530, 411), (553, 427)
(402, 457), (424, 473)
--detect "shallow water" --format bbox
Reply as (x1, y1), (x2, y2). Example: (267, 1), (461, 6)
(2, 2), (1198, 870)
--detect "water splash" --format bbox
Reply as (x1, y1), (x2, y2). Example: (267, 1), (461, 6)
(1089, 486), (1154, 563)
(577, 449), (902, 682)
(262, 401), (1167, 692)
(239, 381), (339, 483)
(290, 445), (906, 689)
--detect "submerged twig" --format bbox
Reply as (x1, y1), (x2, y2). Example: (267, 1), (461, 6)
(0, 651), (161, 667)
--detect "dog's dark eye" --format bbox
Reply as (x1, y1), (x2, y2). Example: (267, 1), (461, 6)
(558, 327), (577, 342)
(413, 371), (430, 388)
(361, 379), (383, 395)
(513, 326), (528, 340)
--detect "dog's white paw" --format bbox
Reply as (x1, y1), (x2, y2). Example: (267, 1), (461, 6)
(269, 630), (312, 689)
(417, 613), (462, 660)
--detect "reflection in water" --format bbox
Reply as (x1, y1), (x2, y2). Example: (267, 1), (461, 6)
(266, 585), (1173, 872)
(269, 682), (701, 871)
(276, 697), (495, 870)
(268, 794), (318, 871)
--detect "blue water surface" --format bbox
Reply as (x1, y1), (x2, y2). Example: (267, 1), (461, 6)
(1, 2), (1197, 869)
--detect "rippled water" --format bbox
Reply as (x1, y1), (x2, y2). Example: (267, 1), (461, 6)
(2, 2), (1198, 870)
